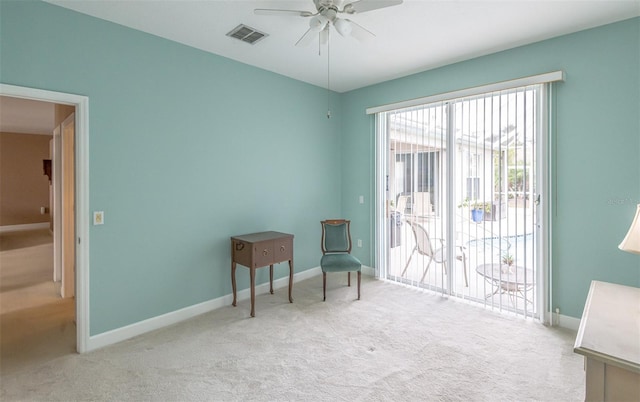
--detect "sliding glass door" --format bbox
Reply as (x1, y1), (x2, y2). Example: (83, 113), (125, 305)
(378, 85), (545, 318)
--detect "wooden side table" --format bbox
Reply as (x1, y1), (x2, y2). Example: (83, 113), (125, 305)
(230, 231), (294, 317)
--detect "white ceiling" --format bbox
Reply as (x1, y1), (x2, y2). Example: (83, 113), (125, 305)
(0, 97), (56, 135)
(37, 0), (640, 92)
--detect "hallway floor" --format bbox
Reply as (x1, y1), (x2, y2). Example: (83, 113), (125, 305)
(0, 229), (75, 375)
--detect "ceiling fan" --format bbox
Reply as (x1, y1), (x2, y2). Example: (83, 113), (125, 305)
(255, 0), (403, 47)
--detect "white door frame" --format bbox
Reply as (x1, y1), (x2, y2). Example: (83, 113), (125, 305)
(0, 83), (90, 353)
(61, 113), (76, 299)
(52, 124), (62, 284)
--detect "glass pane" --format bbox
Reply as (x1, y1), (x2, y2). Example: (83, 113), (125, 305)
(452, 88), (538, 317)
(386, 103), (449, 294)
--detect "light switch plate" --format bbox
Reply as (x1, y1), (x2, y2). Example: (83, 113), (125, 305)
(93, 211), (104, 225)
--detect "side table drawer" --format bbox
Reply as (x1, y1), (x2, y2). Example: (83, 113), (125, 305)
(274, 237), (293, 261)
(253, 241), (275, 268)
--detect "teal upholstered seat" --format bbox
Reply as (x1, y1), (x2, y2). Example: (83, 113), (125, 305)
(320, 219), (362, 301)
(320, 254), (362, 272)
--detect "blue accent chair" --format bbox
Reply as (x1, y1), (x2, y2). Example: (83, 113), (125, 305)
(320, 219), (362, 301)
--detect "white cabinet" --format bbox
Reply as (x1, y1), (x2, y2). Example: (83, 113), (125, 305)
(574, 281), (640, 401)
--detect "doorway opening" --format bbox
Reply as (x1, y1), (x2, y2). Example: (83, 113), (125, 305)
(0, 83), (90, 360)
(0, 96), (76, 371)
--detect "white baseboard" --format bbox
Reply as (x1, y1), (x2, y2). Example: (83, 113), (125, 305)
(362, 265), (375, 276)
(86, 266), (323, 352)
(0, 222), (50, 233)
(555, 313), (581, 331)
(86, 265), (377, 352)
(87, 265), (575, 352)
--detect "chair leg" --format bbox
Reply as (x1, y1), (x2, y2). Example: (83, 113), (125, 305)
(323, 272), (326, 301)
(348, 271), (351, 287)
(419, 257), (434, 283)
(457, 247), (469, 287)
(462, 255), (468, 287)
(357, 271), (361, 300)
(401, 247), (417, 276)
(442, 261), (448, 284)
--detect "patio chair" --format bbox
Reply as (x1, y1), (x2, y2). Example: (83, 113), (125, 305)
(320, 219), (362, 301)
(401, 220), (468, 286)
(396, 195), (410, 215)
(412, 192), (434, 218)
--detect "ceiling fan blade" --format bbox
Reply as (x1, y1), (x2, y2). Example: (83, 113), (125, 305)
(342, 0), (403, 14)
(295, 28), (319, 47)
(254, 9), (315, 17)
(344, 19), (375, 42)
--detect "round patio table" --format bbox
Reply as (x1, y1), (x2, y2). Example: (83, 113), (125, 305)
(476, 263), (534, 303)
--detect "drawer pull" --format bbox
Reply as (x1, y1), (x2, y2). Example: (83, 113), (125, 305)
(262, 249), (269, 256)
(280, 246), (286, 252)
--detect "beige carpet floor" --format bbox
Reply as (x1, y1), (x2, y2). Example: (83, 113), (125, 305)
(1, 269), (584, 401)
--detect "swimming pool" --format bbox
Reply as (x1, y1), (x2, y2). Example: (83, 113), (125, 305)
(466, 233), (535, 264)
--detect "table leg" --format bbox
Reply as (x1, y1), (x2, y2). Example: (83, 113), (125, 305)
(250, 266), (256, 317)
(231, 261), (237, 307)
(288, 259), (294, 303)
(485, 282), (500, 299)
(269, 264), (274, 294)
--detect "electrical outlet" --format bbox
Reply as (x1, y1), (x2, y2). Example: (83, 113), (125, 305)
(93, 211), (104, 225)
(359, 195), (364, 204)
(357, 239), (362, 247)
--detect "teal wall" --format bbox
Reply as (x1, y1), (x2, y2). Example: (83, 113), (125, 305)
(1, 1), (638, 334)
(341, 17), (640, 319)
(1, 1), (343, 335)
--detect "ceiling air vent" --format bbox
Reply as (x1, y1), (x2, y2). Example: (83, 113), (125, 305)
(226, 24), (268, 45)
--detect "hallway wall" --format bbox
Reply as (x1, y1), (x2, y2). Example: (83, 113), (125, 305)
(0, 133), (51, 226)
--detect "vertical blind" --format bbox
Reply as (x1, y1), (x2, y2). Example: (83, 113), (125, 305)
(374, 72), (564, 319)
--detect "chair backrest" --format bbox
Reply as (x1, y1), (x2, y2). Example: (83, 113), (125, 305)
(412, 192), (432, 216)
(321, 219), (352, 254)
(396, 195), (409, 214)
(407, 220), (435, 257)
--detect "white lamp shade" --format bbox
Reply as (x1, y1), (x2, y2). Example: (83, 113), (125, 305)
(619, 203), (640, 254)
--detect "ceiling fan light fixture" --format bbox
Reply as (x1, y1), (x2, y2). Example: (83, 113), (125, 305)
(309, 15), (329, 31)
(334, 18), (352, 37)
(256, 0), (402, 45)
(320, 27), (329, 45)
